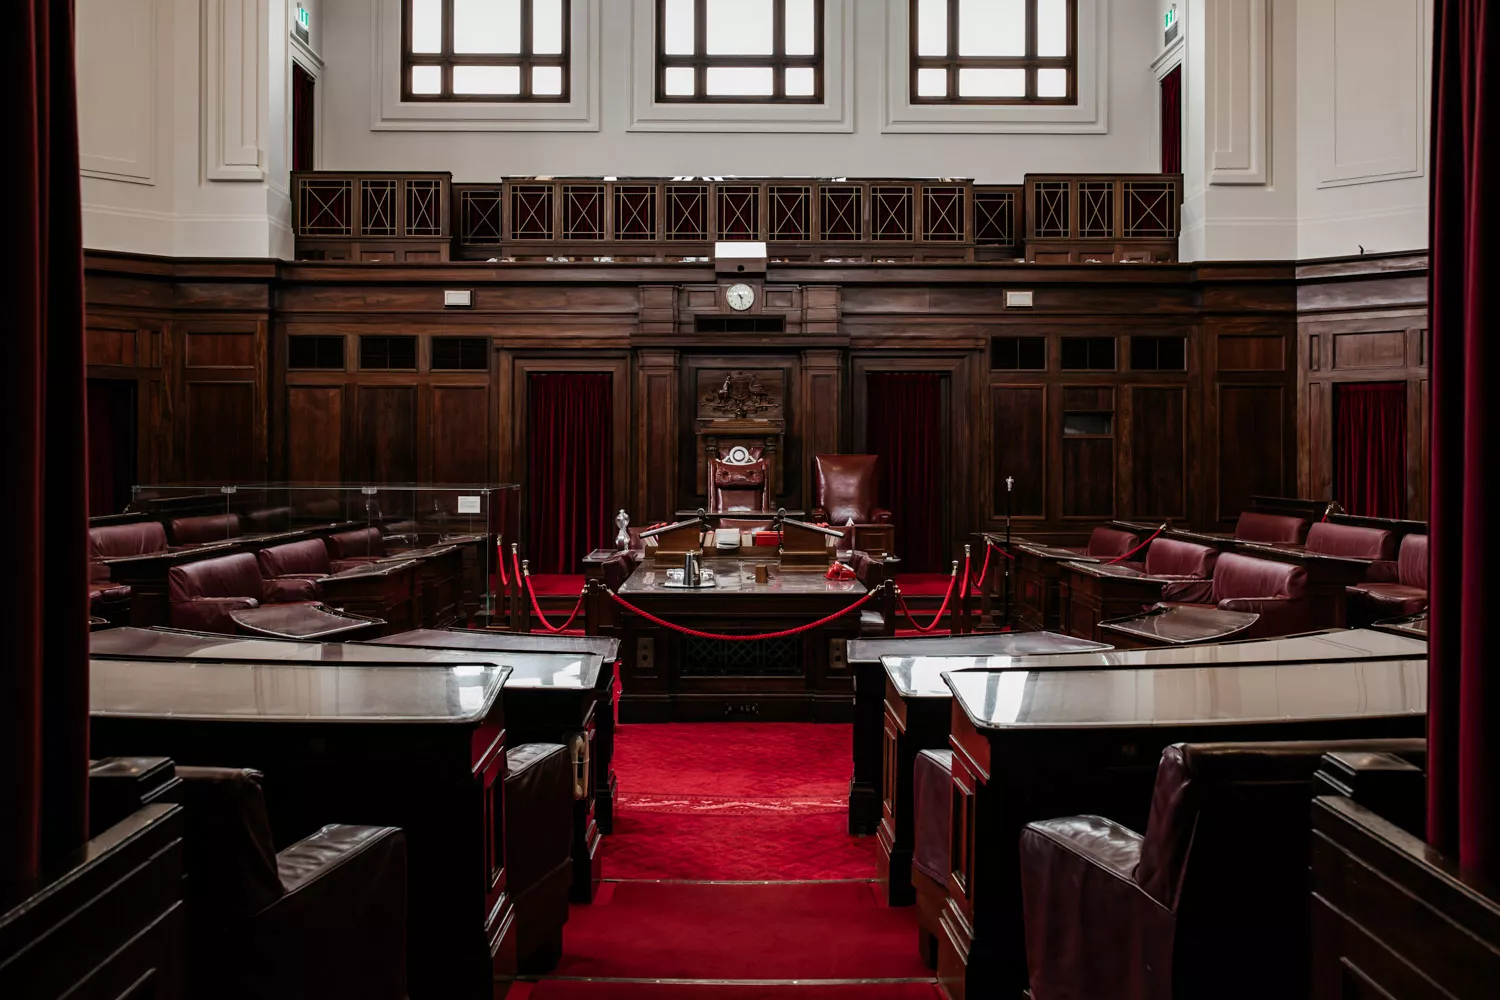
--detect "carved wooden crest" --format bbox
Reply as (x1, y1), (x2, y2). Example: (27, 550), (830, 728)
(703, 371), (774, 418)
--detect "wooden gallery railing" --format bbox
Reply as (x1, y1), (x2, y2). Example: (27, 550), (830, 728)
(290, 172), (1182, 265)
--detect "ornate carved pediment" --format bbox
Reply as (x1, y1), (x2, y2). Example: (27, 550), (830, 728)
(703, 370), (775, 419)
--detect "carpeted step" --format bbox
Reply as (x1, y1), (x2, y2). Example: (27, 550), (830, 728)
(517, 981), (941, 999)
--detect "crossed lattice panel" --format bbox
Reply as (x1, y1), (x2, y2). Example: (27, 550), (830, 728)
(613, 186), (657, 240)
(679, 635), (802, 677)
(361, 180), (396, 237)
(819, 186), (862, 241)
(460, 190), (503, 245)
(564, 185), (605, 240)
(405, 180), (443, 236)
(923, 185), (966, 242)
(1078, 182), (1115, 239)
(870, 186), (914, 241)
(1123, 181), (1179, 238)
(974, 190), (1016, 245)
(665, 185), (709, 240)
(298, 179), (352, 236)
(1032, 181), (1071, 239)
(510, 185), (554, 240)
(769, 186), (811, 241)
(716, 186), (760, 240)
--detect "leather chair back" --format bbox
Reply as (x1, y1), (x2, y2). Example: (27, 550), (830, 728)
(814, 454), (881, 524)
(1397, 533), (1428, 589)
(242, 506), (294, 533)
(1144, 538), (1218, 579)
(258, 539), (331, 578)
(327, 527), (385, 560)
(1304, 522), (1397, 560)
(1084, 526), (1140, 560)
(173, 766), (285, 920)
(89, 521), (170, 559)
(1233, 511), (1309, 545)
(709, 457), (769, 514)
(169, 513), (242, 545)
(1210, 552), (1307, 602)
(168, 552), (264, 602)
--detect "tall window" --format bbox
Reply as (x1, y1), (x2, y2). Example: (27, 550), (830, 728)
(403, 0), (570, 101)
(657, 0), (824, 103)
(910, 0), (1075, 104)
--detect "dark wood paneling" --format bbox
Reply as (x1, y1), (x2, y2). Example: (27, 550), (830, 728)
(1130, 386), (1186, 519)
(184, 382), (256, 482)
(431, 385), (490, 483)
(185, 330), (256, 368)
(357, 385), (418, 483)
(287, 385), (343, 482)
(1218, 334), (1286, 371)
(992, 386), (1045, 517)
(1063, 438), (1114, 518)
(1217, 384), (1286, 520)
(1331, 330), (1406, 370)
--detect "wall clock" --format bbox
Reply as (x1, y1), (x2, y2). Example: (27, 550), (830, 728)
(725, 283), (755, 311)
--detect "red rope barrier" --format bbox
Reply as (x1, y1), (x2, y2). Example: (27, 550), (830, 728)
(898, 570), (958, 633)
(606, 585), (882, 641)
(968, 543), (994, 591)
(526, 581), (585, 634)
(1105, 524), (1167, 565)
(496, 541), (510, 587)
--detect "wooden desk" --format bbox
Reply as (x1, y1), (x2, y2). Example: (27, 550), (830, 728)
(613, 558), (866, 722)
(1011, 543), (1098, 631)
(383, 543), (467, 628)
(1058, 561), (1190, 641)
(844, 631), (1112, 837)
(1100, 605), (1261, 646)
(1372, 611), (1428, 641)
(936, 653), (1427, 999)
(89, 656), (517, 1000)
(318, 558), (422, 632)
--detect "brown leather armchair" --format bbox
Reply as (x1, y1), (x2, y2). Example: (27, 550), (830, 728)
(1346, 532), (1428, 621)
(813, 454), (895, 555)
(326, 526), (387, 562)
(1158, 552), (1316, 638)
(168, 513), (243, 546)
(709, 455), (770, 514)
(173, 766), (407, 1000)
(1233, 511), (1309, 545)
(167, 552), (322, 633)
(504, 743), (575, 972)
(1018, 739), (1426, 1000)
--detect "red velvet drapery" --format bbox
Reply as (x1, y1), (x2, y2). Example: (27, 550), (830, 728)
(1334, 382), (1407, 519)
(1428, 0), (1498, 878)
(292, 62), (315, 172)
(1, 0), (90, 903)
(1160, 65), (1182, 174)
(866, 373), (945, 573)
(528, 373), (613, 575)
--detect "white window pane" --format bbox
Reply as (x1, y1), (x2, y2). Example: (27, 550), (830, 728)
(664, 65), (696, 95)
(663, 0), (695, 55)
(411, 0), (442, 53)
(958, 67), (1025, 97)
(705, 66), (774, 96)
(916, 0), (948, 57)
(958, 0), (1025, 57)
(454, 0), (520, 54)
(411, 64), (442, 94)
(785, 66), (815, 96)
(533, 65), (563, 95)
(1037, 67), (1068, 97)
(916, 66), (948, 97)
(785, 0), (816, 56)
(533, 0), (565, 54)
(453, 64), (521, 94)
(706, 0), (772, 55)
(1037, 0), (1068, 57)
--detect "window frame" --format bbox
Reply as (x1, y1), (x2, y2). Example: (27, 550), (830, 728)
(654, 0), (825, 104)
(909, 0), (1077, 106)
(401, 0), (572, 103)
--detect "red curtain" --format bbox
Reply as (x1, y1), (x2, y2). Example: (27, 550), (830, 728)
(528, 373), (613, 575)
(866, 373), (945, 573)
(1428, 0), (1498, 878)
(292, 62), (315, 172)
(1, 0), (91, 902)
(1333, 382), (1407, 519)
(1160, 65), (1182, 174)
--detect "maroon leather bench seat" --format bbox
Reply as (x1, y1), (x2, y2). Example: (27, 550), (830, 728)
(87, 522), (177, 616)
(1347, 533), (1428, 619)
(167, 551), (322, 633)
(1128, 538), (1222, 604)
(1071, 525), (1141, 561)
(1303, 521), (1398, 562)
(256, 537), (373, 580)
(168, 513), (243, 546)
(912, 748), (954, 968)
(1159, 552), (1314, 639)
(1234, 511), (1310, 545)
(326, 527), (387, 563)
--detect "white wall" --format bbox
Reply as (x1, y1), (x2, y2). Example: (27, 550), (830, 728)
(318, 0), (1162, 184)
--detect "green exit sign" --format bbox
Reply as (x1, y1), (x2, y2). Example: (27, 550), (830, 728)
(297, 5), (310, 30)
(1165, 6), (1177, 29)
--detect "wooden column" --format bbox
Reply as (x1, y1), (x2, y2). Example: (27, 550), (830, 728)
(634, 348), (679, 523)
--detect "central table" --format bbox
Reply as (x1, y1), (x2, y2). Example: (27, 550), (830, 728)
(613, 557), (867, 721)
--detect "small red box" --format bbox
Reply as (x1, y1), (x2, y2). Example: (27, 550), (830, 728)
(753, 531), (781, 547)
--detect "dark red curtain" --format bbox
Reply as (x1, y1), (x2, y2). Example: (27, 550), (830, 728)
(1161, 65), (1182, 174)
(866, 373), (945, 573)
(1428, 0), (1499, 879)
(292, 62), (315, 172)
(1, 0), (90, 903)
(1333, 382), (1407, 519)
(528, 373), (613, 575)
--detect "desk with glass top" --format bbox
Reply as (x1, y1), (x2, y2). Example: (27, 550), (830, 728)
(230, 602), (386, 640)
(1099, 604), (1262, 646)
(935, 652), (1428, 999)
(1005, 539), (1100, 631)
(1057, 560), (1204, 642)
(89, 656), (516, 1000)
(614, 557), (866, 722)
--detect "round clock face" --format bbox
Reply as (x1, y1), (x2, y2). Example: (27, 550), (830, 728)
(726, 283), (755, 311)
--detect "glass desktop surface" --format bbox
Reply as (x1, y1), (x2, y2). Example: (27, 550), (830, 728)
(850, 631), (1112, 665)
(884, 656), (998, 698)
(1063, 561), (1152, 580)
(230, 604), (375, 639)
(1015, 543), (1099, 562)
(91, 658), (509, 724)
(945, 657), (1427, 731)
(1103, 606), (1260, 644)
(482, 650), (602, 690)
(369, 628), (621, 662)
(618, 559), (864, 596)
(93, 627), (503, 665)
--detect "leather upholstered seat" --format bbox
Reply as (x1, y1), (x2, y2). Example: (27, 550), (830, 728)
(1019, 738), (1426, 1000)
(1303, 521), (1397, 562)
(813, 454), (893, 525)
(326, 527), (387, 562)
(87, 521), (177, 620)
(257, 538), (335, 580)
(1144, 538), (1219, 579)
(167, 551), (322, 633)
(912, 748), (953, 968)
(1347, 533), (1428, 620)
(173, 766), (407, 1000)
(504, 742), (575, 972)
(1233, 511), (1309, 545)
(1158, 552), (1314, 639)
(1071, 526), (1141, 561)
(168, 513), (243, 546)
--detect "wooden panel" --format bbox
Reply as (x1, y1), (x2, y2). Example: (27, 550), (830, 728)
(1332, 330), (1406, 369)
(1218, 385), (1286, 520)
(1062, 386), (1114, 411)
(287, 385), (342, 482)
(1063, 438), (1114, 518)
(185, 330), (256, 368)
(431, 385), (490, 483)
(357, 385), (418, 483)
(992, 386), (1045, 517)
(1218, 335), (1286, 370)
(87, 324), (136, 366)
(184, 382), (256, 481)
(1130, 387), (1186, 519)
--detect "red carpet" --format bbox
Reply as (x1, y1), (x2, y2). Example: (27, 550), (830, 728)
(518, 984), (939, 999)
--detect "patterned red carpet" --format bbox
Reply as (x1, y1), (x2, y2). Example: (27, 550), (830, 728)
(517, 722), (938, 998)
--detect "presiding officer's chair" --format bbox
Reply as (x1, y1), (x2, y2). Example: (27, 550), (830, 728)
(813, 454), (895, 555)
(709, 449), (771, 514)
(1017, 738), (1426, 1000)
